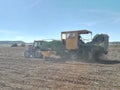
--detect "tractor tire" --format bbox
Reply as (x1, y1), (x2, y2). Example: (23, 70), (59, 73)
(88, 49), (96, 61)
(88, 47), (103, 62)
(24, 50), (31, 58)
(34, 50), (43, 58)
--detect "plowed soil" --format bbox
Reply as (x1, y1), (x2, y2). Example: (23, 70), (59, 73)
(0, 46), (120, 90)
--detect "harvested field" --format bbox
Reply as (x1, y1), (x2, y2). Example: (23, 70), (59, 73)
(0, 46), (120, 90)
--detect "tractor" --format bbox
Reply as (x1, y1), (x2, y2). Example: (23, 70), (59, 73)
(61, 30), (109, 60)
(24, 40), (56, 59)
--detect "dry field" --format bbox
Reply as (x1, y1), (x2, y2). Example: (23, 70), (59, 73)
(0, 45), (120, 90)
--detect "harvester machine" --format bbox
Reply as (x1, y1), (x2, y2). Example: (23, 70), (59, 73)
(61, 30), (109, 60)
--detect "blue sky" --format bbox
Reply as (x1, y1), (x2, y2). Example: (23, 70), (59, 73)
(0, 0), (120, 42)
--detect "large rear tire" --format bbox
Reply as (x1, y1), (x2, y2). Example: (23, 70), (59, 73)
(24, 50), (31, 58)
(34, 50), (43, 58)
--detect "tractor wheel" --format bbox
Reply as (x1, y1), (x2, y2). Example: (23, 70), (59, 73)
(88, 47), (102, 62)
(34, 50), (43, 58)
(24, 50), (31, 58)
(88, 50), (96, 61)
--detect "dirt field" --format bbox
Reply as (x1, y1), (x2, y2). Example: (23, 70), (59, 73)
(0, 46), (120, 90)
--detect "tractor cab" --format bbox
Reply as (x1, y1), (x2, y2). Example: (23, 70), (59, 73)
(27, 40), (44, 52)
(33, 40), (43, 49)
(61, 30), (92, 50)
(32, 40), (51, 51)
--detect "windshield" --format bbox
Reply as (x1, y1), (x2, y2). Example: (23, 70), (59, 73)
(34, 41), (42, 47)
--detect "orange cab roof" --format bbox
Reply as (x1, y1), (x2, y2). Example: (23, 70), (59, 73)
(61, 30), (92, 34)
